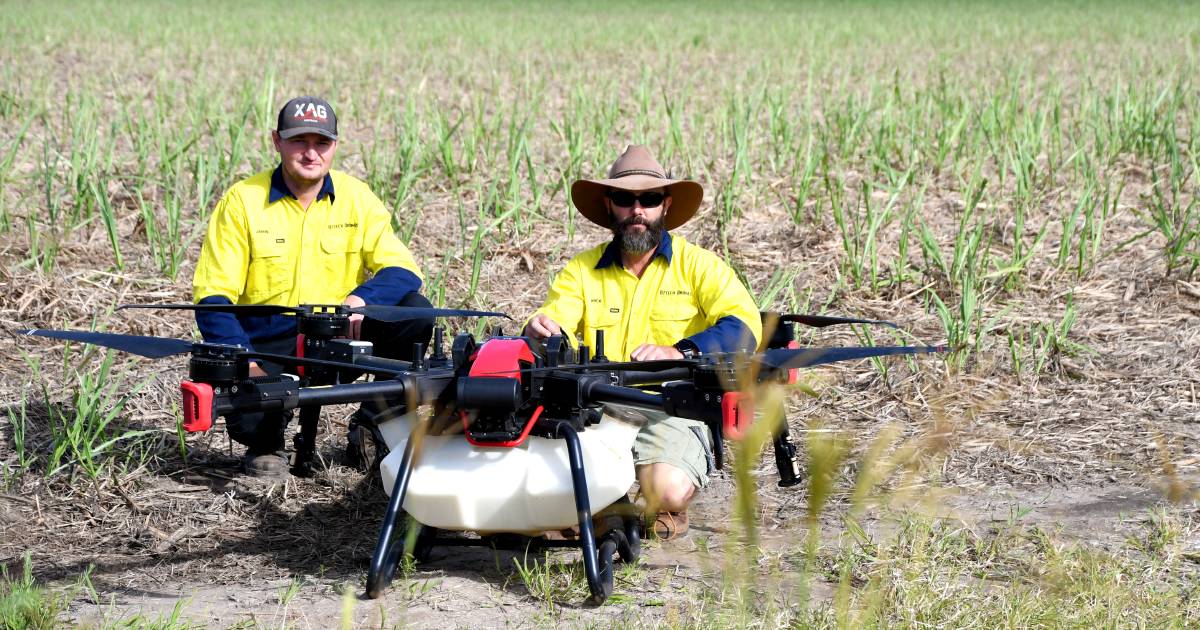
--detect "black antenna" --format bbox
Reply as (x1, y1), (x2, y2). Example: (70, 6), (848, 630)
(411, 342), (426, 371)
(593, 330), (608, 363)
(430, 325), (445, 360)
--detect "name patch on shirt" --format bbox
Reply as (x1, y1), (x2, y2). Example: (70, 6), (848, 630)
(659, 289), (692, 297)
(328, 223), (359, 229)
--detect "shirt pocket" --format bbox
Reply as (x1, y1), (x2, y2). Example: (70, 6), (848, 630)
(320, 231), (364, 297)
(245, 238), (292, 302)
(582, 308), (620, 350)
(649, 300), (700, 346)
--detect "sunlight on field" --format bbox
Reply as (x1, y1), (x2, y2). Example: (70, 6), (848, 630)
(1, 1), (1198, 627)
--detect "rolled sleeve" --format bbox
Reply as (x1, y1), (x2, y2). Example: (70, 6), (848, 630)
(192, 193), (250, 304)
(682, 251), (762, 353)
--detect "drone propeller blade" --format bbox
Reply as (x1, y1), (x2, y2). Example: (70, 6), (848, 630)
(777, 314), (898, 329)
(120, 303), (511, 323)
(352, 305), (511, 322)
(244, 351), (408, 377)
(20, 329), (195, 359)
(119, 303), (303, 317)
(759, 345), (947, 371)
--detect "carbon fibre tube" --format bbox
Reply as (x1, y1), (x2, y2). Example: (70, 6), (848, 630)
(582, 382), (663, 409)
(296, 379), (409, 407)
(617, 368), (692, 387)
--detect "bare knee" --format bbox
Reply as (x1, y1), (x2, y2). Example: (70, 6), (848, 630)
(637, 463), (696, 512)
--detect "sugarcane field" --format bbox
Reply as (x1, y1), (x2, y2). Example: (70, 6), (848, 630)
(1, 1), (1199, 628)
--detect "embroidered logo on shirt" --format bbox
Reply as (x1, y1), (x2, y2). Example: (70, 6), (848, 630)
(659, 289), (692, 296)
(328, 223), (359, 229)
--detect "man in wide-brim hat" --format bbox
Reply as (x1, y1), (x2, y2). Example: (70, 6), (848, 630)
(525, 145), (762, 539)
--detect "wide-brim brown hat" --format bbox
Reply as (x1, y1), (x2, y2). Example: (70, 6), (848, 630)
(571, 145), (703, 231)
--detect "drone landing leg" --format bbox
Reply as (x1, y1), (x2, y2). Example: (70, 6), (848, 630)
(365, 438), (416, 599)
(771, 399), (803, 488)
(553, 422), (613, 605)
(291, 406), (320, 477)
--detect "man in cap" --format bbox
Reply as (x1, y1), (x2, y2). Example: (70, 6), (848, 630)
(525, 145), (762, 539)
(193, 96), (433, 478)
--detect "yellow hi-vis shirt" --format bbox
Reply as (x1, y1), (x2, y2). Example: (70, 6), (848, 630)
(531, 234), (762, 361)
(193, 168), (422, 308)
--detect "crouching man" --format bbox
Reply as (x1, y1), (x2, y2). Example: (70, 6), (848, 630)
(525, 145), (761, 538)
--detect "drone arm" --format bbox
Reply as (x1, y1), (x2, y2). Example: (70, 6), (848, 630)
(203, 378), (411, 421)
(581, 381), (663, 410)
(617, 367), (692, 387)
(295, 379), (411, 408)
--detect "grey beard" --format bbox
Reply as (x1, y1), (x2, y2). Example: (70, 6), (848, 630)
(613, 216), (665, 254)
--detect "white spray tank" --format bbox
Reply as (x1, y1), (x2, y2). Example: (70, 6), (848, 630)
(377, 410), (641, 534)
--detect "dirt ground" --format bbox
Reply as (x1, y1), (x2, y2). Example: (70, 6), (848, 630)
(3, 205), (1199, 626)
(32, 470), (1191, 629)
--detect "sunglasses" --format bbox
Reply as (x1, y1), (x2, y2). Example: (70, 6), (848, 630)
(606, 189), (666, 208)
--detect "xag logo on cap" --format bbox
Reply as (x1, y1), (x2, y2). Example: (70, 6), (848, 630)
(293, 102), (328, 122)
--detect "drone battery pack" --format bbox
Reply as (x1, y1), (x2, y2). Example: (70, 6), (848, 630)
(180, 380), (214, 432)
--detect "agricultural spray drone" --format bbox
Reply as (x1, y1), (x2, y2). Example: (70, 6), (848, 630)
(23, 304), (945, 604)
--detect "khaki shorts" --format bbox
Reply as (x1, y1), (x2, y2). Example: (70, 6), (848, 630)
(603, 403), (715, 489)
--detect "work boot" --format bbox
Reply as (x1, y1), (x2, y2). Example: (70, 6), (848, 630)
(346, 421), (379, 473)
(242, 450), (290, 479)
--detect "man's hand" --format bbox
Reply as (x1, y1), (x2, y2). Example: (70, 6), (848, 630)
(524, 314), (562, 341)
(631, 343), (684, 361)
(248, 362), (268, 378)
(343, 294), (366, 340)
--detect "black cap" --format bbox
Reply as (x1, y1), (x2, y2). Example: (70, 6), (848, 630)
(276, 96), (338, 140)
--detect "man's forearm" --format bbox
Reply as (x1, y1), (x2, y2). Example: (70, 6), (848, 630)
(195, 295), (254, 349)
(681, 315), (757, 355)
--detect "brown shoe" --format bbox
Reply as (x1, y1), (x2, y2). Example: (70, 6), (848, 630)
(648, 511), (688, 541)
(242, 450), (289, 479)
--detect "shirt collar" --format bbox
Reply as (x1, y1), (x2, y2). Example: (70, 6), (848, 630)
(595, 232), (673, 269)
(269, 165), (336, 204)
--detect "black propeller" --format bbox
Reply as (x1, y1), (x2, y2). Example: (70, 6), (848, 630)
(776, 313), (898, 329)
(21, 329), (195, 359)
(118, 303), (511, 322)
(759, 345), (947, 371)
(20, 329), (408, 377)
